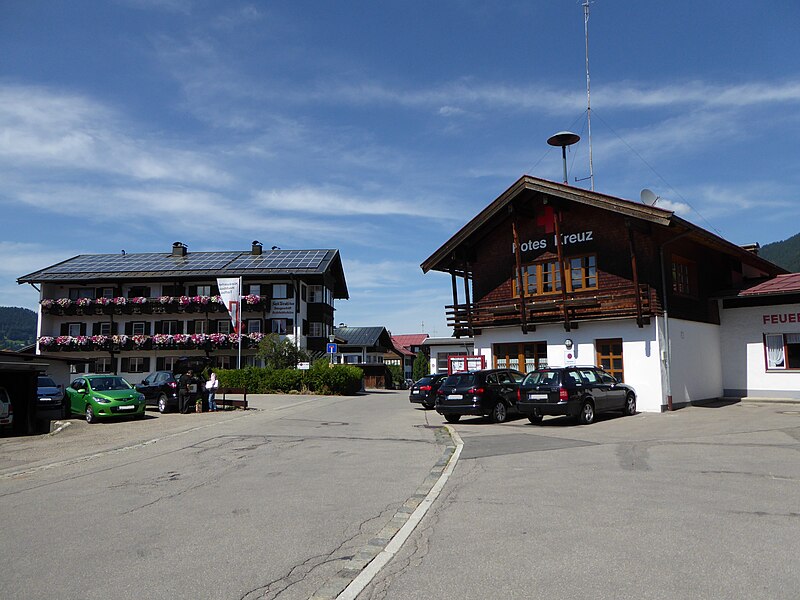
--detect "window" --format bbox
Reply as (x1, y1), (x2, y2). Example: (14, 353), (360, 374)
(437, 351), (465, 373)
(247, 319), (261, 334)
(308, 285), (324, 303)
(99, 322), (112, 335)
(765, 333), (800, 370)
(156, 356), (179, 371)
(596, 338), (624, 381)
(94, 358), (113, 374)
(273, 284), (288, 299)
(309, 322), (324, 337)
(69, 287), (94, 300)
(163, 320), (180, 335)
(101, 287), (114, 299)
(196, 285), (211, 296)
(300, 284), (307, 301)
(272, 319), (287, 335)
(494, 342), (547, 373)
(128, 286), (150, 298)
(68, 323), (81, 337)
(217, 320), (231, 334)
(671, 255), (696, 297)
(69, 363), (88, 374)
(194, 320), (207, 334)
(163, 285), (185, 296)
(514, 254), (597, 297)
(132, 322), (147, 335)
(248, 284), (261, 296)
(125, 357), (147, 373)
(215, 356), (232, 370)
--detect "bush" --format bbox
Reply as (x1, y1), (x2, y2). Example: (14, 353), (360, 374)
(216, 363), (363, 395)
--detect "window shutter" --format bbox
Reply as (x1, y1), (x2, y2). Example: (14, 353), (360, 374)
(156, 357), (165, 371)
(154, 321), (163, 335)
(188, 285), (197, 296)
(187, 321), (195, 334)
(125, 322), (133, 335)
(92, 323), (99, 335)
(121, 358), (130, 372)
(60, 323), (68, 336)
(112, 322), (119, 334)
(144, 286), (151, 298)
(80, 323), (87, 336)
(303, 319), (309, 335)
(143, 357), (151, 372)
(95, 288), (104, 299)
(178, 320), (185, 334)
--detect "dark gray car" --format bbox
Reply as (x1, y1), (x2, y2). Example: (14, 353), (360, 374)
(517, 366), (636, 425)
(435, 368), (524, 424)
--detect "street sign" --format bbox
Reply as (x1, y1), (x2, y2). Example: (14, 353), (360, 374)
(298, 362), (310, 370)
(326, 343), (338, 354)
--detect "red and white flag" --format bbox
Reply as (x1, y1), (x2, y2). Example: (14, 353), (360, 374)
(216, 277), (242, 334)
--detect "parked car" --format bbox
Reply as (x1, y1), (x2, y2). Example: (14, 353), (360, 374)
(0, 386), (13, 429)
(516, 366), (636, 425)
(65, 375), (146, 424)
(37, 375), (65, 418)
(435, 368), (524, 424)
(136, 357), (210, 413)
(409, 374), (447, 409)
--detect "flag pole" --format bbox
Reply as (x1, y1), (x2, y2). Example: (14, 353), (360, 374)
(237, 276), (242, 370)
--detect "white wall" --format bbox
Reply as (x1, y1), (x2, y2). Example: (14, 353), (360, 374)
(665, 318), (723, 405)
(474, 319), (666, 412)
(720, 303), (800, 398)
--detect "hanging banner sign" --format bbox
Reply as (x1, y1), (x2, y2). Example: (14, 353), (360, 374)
(271, 298), (295, 317)
(216, 277), (242, 333)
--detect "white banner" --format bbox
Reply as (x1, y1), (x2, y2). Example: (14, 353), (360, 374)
(216, 277), (242, 333)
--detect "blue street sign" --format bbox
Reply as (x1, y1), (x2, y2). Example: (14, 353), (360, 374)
(326, 343), (338, 354)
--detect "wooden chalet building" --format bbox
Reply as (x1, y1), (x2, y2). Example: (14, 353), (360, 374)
(422, 176), (791, 412)
(18, 241), (348, 382)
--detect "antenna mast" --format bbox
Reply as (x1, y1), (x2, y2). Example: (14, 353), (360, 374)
(583, 0), (595, 190)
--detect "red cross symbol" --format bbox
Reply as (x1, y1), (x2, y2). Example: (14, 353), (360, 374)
(536, 205), (555, 233)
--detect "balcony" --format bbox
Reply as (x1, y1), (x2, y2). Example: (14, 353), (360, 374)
(39, 295), (272, 316)
(37, 333), (267, 352)
(447, 284), (658, 336)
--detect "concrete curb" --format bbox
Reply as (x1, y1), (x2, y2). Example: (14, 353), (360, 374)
(309, 425), (464, 600)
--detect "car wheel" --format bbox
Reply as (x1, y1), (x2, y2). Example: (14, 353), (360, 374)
(527, 414), (543, 424)
(444, 414), (461, 424)
(86, 405), (96, 424)
(578, 400), (594, 425)
(422, 398), (436, 409)
(490, 402), (508, 423)
(158, 394), (169, 414)
(623, 393), (636, 416)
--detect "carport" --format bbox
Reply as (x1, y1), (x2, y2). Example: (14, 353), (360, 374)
(0, 355), (51, 435)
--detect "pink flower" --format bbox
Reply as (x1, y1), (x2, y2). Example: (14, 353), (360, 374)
(95, 297), (111, 306)
(130, 296), (148, 304)
(56, 298), (72, 308)
(113, 297), (127, 305)
(39, 336), (55, 346)
(244, 294), (261, 305)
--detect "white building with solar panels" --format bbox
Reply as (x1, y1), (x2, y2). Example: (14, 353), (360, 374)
(17, 241), (349, 380)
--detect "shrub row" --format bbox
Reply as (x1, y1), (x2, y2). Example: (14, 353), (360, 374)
(216, 363), (363, 395)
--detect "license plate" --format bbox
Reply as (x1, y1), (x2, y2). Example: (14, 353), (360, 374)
(411, 390), (419, 395)
(528, 394), (548, 400)
(117, 405), (135, 411)
(447, 394), (463, 400)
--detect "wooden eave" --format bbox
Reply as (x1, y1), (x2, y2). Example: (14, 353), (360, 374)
(420, 176), (673, 274)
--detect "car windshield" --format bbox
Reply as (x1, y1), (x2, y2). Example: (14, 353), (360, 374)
(38, 376), (57, 387)
(443, 373), (476, 387)
(89, 377), (131, 391)
(522, 370), (561, 386)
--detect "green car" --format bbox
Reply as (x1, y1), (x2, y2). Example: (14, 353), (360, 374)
(66, 375), (146, 424)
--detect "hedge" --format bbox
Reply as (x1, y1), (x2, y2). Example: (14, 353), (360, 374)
(216, 364), (363, 395)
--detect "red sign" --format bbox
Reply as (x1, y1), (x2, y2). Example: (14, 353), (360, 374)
(762, 313), (800, 324)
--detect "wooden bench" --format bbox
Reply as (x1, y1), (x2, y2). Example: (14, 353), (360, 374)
(215, 387), (248, 410)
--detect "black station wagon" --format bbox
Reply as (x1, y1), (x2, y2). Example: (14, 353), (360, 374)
(516, 366), (636, 425)
(409, 374), (447, 409)
(435, 368), (524, 424)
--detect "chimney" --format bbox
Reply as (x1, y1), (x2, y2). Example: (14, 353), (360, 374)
(251, 240), (263, 255)
(741, 243), (760, 256)
(172, 241), (187, 257)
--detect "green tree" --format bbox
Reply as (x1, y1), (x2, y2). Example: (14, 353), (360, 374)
(256, 334), (309, 370)
(387, 364), (404, 388)
(412, 351), (428, 382)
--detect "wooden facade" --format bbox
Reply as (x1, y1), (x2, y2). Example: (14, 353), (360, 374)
(423, 177), (784, 338)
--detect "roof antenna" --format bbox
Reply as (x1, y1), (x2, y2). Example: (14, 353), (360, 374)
(583, 0), (595, 190)
(547, 131), (581, 184)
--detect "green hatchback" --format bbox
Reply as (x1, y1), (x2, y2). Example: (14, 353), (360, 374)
(66, 375), (146, 424)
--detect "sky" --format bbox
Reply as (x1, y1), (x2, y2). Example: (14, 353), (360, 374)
(1, 1), (799, 337)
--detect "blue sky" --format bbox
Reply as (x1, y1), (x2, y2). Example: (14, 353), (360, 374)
(2, 1), (799, 337)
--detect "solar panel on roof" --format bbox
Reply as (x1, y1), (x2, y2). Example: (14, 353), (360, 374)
(48, 252), (240, 274)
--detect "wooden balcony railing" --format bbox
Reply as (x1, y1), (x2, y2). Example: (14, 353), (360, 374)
(446, 284), (659, 336)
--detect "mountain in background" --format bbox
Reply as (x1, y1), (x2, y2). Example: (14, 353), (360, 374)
(0, 307), (37, 350)
(760, 232), (800, 272)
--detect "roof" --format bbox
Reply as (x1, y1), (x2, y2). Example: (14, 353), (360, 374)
(18, 248), (349, 299)
(422, 337), (475, 347)
(421, 175), (787, 277)
(334, 326), (391, 348)
(391, 334), (428, 349)
(739, 273), (800, 296)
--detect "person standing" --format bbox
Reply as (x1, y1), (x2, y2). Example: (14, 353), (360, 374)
(206, 369), (219, 411)
(178, 369), (194, 414)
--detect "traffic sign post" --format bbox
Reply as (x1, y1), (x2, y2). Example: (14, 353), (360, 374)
(327, 342), (338, 366)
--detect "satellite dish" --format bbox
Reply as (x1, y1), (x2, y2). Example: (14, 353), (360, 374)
(640, 188), (660, 206)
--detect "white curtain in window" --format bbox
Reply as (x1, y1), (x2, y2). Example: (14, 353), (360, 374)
(785, 333), (800, 344)
(765, 334), (785, 369)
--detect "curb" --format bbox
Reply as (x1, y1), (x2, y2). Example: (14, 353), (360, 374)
(309, 425), (464, 600)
